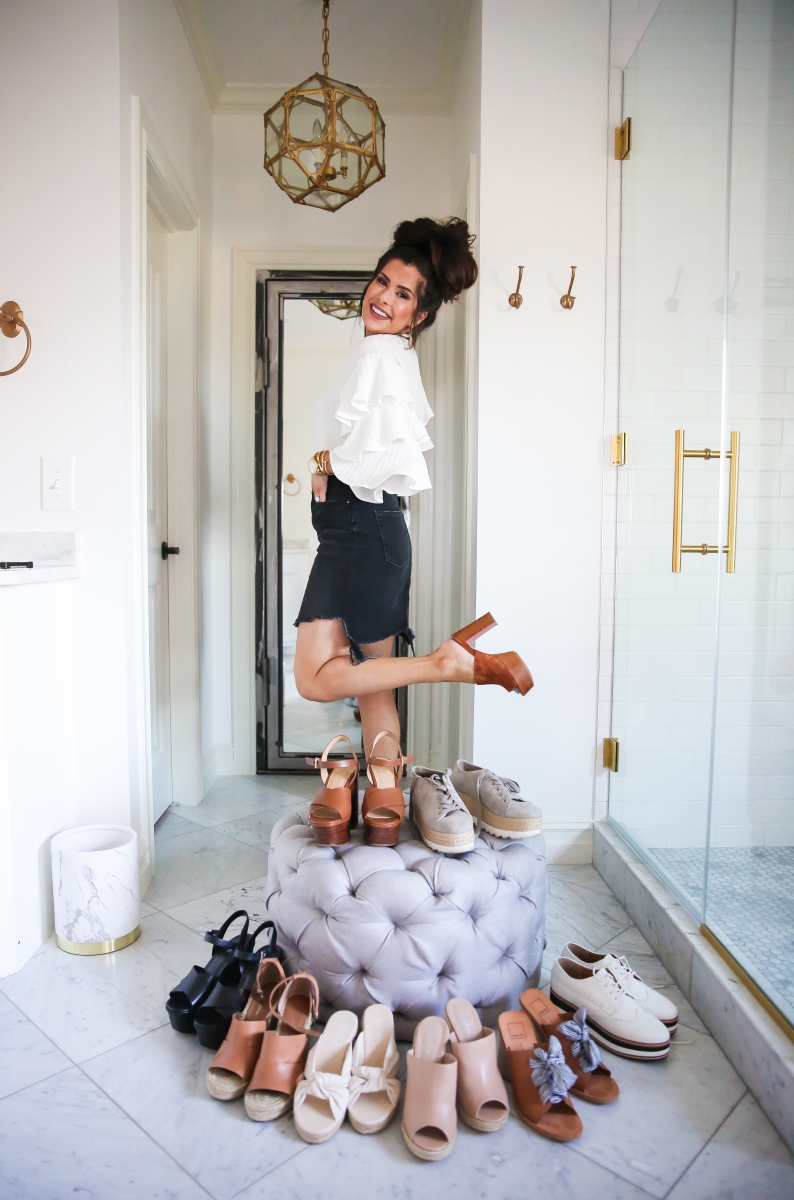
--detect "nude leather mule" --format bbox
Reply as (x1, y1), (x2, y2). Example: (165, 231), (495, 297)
(402, 1016), (458, 1162)
(446, 997), (509, 1131)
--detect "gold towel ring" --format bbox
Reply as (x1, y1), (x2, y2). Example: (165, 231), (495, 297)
(0, 302), (32, 376)
(283, 473), (301, 496)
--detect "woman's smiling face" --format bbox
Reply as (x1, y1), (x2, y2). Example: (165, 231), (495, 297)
(362, 259), (428, 337)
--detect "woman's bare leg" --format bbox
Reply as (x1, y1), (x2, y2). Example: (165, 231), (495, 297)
(355, 637), (401, 759)
(293, 619), (474, 704)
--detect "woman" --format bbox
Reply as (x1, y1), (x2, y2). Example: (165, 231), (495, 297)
(294, 217), (532, 845)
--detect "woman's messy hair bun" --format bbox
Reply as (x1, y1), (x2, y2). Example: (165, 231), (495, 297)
(365, 216), (478, 342)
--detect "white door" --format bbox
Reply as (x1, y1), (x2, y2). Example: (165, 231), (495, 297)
(146, 206), (173, 822)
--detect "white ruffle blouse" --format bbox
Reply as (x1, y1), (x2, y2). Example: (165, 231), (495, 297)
(316, 333), (433, 504)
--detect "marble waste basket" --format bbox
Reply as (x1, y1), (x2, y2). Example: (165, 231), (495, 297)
(51, 825), (141, 955)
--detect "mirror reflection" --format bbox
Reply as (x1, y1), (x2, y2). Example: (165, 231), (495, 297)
(281, 297), (365, 754)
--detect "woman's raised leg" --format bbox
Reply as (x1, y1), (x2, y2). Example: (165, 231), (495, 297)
(293, 619), (475, 704)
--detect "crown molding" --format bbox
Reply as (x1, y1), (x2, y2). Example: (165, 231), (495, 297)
(174, 0), (472, 117)
(172, 0), (225, 109)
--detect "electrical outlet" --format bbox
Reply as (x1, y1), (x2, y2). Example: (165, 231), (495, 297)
(41, 457), (75, 512)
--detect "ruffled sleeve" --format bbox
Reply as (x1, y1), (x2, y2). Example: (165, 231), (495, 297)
(328, 344), (433, 503)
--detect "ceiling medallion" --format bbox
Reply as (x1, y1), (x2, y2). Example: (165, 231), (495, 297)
(263, 0), (385, 212)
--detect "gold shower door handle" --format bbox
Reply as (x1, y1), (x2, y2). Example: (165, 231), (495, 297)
(672, 430), (739, 572)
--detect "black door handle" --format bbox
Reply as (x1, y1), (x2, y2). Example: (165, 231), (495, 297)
(161, 542), (180, 560)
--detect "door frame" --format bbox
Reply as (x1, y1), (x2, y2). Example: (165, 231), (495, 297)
(131, 98), (202, 888)
(229, 237), (478, 778)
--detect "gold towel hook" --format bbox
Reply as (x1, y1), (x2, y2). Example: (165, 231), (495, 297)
(283, 473), (301, 496)
(0, 301), (32, 376)
(509, 265), (524, 309)
(560, 267), (576, 310)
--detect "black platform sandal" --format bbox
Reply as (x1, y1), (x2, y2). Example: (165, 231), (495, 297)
(194, 922), (282, 1050)
(166, 910), (251, 1034)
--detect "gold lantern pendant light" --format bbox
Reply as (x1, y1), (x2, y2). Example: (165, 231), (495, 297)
(263, 0), (385, 212)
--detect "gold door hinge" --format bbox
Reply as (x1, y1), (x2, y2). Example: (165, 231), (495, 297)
(611, 433), (626, 465)
(603, 737), (620, 771)
(615, 117), (632, 161)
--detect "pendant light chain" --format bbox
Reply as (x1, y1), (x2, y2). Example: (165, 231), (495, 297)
(321, 0), (330, 75)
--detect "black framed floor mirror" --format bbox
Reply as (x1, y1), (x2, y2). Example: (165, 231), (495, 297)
(255, 271), (409, 772)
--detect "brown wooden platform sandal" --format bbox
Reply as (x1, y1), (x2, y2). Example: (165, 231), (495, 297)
(451, 613), (534, 696)
(244, 972), (321, 1122)
(497, 1010), (582, 1142)
(362, 731), (413, 847)
(519, 988), (619, 1104)
(206, 957), (285, 1101)
(306, 735), (359, 845)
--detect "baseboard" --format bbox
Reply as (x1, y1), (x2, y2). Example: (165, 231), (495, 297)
(543, 822), (593, 865)
(138, 841), (153, 895)
(202, 742), (235, 797)
(594, 820), (794, 1153)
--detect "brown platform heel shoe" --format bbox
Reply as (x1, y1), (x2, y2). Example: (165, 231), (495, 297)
(451, 613), (534, 696)
(362, 731), (413, 847)
(306, 735), (359, 845)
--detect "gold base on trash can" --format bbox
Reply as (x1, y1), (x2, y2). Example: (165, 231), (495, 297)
(56, 926), (141, 956)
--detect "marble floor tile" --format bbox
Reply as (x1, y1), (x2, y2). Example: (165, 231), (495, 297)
(237, 1108), (650, 1200)
(597, 924), (655, 958)
(0, 913), (206, 1063)
(667, 1092), (794, 1199)
(569, 1033), (746, 1197)
(154, 809), (199, 841)
(164, 876), (270, 934)
(140, 899), (158, 916)
(549, 864), (617, 896)
(213, 805), (297, 850)
(547, 874), (633, 951)
(144, 827), (269, 909)
(0, 992), (71, 1100)
(83, 1023), (306, 1200)
(181, 777), (307, 828)
(259, 773), (318, 801)
(662, 983), (710, 1036)
(0, 1066), (206, 1200)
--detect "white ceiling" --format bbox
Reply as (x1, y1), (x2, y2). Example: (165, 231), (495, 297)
(173, 0), (471, 114)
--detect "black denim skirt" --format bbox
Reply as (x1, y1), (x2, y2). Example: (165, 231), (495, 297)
(295, 476), (412, 662)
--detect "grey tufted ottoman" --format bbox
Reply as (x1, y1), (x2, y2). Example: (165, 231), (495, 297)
(266, 806), (547, 1039)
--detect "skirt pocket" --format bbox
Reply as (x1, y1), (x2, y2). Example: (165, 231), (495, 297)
(375, 510), (411, 568)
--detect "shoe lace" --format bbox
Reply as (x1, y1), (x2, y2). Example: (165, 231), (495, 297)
(485, 773), (522, 803)
(610, 955), (642, 984)
(594, 965), (626, 999)
(427, 770), (466, 817)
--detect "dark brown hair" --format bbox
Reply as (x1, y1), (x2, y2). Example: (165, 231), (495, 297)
(363, 216), (478, 343)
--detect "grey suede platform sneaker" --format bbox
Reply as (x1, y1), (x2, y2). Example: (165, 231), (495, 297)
(451, 760), (542, 839)
(409, 767), (476, 855)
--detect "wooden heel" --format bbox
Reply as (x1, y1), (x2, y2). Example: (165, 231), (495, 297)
(451, 612), (497, 649)
(450, 616), (534, 696)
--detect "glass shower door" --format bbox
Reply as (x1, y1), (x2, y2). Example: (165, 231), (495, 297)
(706, 0), (794, 1026)
(610, 0), (794, 1030)
(609, 0), (736, 911)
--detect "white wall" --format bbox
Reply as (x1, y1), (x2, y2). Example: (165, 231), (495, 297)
(0, 0), (214, 975)
(472, 0), (611, 862)
(119, 0), (214, 825)
(0, 0), (126, 974)
(204, 110), (453, 783)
